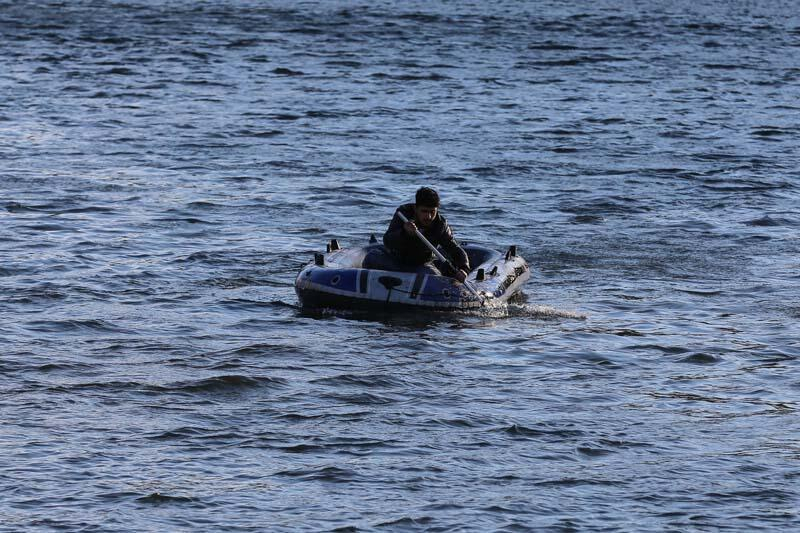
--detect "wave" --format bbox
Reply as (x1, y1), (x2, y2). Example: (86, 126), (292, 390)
(321, 392), (399, 405)
(311, 373), (404, 388)
(745, 215), (796, 227)
(38, 375), (287, 395)
(164, 375), (287, 393)
(274, 466), (360, 482)
(135, 492), (197, 504)
(502, 423), (585, 439)
(24, 319), (135, 334)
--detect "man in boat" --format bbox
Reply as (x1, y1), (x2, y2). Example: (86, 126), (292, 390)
(377, 187), (470, 282)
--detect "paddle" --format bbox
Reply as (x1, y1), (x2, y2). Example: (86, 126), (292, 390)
(396, 210), (484, 303)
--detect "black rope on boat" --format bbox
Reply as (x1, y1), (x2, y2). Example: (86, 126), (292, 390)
(387, 286), (471, 299)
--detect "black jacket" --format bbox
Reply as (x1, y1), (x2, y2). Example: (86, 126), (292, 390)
(383, 203), (469, 271)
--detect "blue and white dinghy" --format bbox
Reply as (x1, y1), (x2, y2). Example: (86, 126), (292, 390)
(294, 237), (531, 312)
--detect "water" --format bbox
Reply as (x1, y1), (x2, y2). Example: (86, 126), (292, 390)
(2, 0), (799, 530)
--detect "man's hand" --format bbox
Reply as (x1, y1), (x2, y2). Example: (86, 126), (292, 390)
(454, 268), (468, 283)
(403, 220), (418, 236)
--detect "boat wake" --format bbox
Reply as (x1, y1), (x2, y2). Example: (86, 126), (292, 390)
(471, 300), (587, 320)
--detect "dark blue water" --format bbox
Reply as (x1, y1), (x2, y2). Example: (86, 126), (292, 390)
(2, 1), (799, 530)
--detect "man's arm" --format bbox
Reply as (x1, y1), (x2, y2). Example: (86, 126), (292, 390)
(383, 208), (408, 251)
(438, 222), (470, 275)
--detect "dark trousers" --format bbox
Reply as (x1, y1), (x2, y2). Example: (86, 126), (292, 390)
(363, 246), (442, 276)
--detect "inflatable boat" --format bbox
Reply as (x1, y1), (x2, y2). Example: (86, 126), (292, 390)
(294, 237), (531, 311)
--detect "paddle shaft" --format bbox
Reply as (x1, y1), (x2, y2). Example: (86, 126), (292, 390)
(396, 210), (483, 301)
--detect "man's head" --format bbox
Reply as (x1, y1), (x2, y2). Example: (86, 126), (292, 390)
(414, 187), (440, 228)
